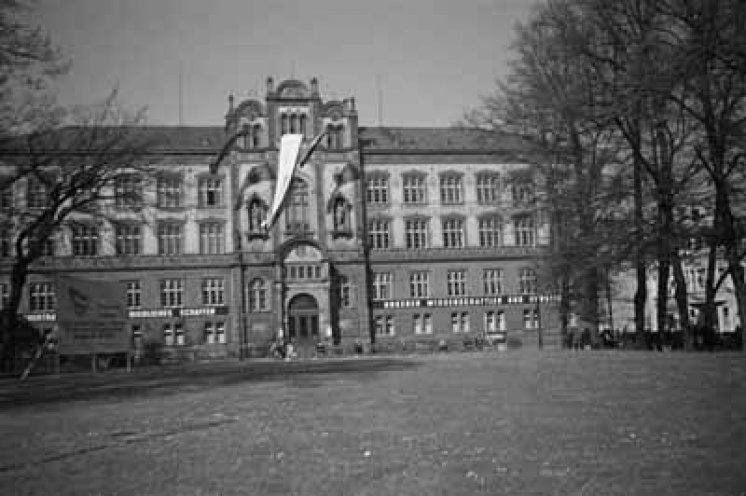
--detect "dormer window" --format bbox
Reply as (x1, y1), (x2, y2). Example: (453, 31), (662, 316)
(237, 123), (260, 149)
(326, 124), (344, 149)
(280, 111), (308, 137)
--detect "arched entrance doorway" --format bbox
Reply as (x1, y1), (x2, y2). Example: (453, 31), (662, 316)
(287, 294), (319, 347)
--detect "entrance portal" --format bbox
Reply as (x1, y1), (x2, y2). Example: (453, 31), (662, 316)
(287, 294), (319, 348)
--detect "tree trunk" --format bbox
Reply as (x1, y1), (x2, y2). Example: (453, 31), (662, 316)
(633, 153), (646, 334)
(1, 258), (31, 371)
(671, 249), (691, 345)
(703, 238), (719, 336)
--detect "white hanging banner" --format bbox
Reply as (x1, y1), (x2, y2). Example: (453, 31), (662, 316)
(262, 131), (327, 230)
(263, 134), (303, 230)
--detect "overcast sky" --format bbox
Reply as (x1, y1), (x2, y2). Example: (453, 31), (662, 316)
(37, 0), (534, 127)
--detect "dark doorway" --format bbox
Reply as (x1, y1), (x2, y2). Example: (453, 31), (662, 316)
(287, 294), (319, 349)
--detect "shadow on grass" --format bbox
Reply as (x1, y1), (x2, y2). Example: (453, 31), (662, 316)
(0, 358), (421, 410)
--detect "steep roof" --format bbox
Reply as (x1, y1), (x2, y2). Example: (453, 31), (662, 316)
(1, 125), (535, 154)
(358, 126), (535, 153)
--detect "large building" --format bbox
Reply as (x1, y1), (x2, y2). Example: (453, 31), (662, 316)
(1, 78), (559, 359)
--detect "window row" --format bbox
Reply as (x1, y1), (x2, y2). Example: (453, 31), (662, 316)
(158, 321), (227, 346)
(366, 216), (535, 249)
(0, 174), (227, 211)
(0, 222), (229, 258)
(13, 277), (263, 313)
(366, 174), (535, 206)
(374, 310), (539, 337)
(371, 268), (537, 299)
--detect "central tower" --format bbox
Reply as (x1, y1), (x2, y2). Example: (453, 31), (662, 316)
(224, 78), (369, 354)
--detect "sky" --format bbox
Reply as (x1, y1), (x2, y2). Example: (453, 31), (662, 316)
(36, 0), (534, 128)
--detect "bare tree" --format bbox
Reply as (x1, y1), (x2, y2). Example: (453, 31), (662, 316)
(0, 0), (68, 137)
(659, 0), (746, 335)
(0, 91), (159, 369)
(466, 0), (631, 342)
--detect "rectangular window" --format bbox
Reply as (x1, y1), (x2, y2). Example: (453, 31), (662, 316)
(520, 269), (537, 295)
(27, 179), (48, 209)
(485, 311), (496, 332)
(71, 224), (99, 256)
(479, 217), (502, 247)
(34, 236), (54, 257)
(483, 269), (503, 295)
(115, 223), (142, 256)
(484, 311), (506, 332)
(339, 277), (352, 308)
(440, 175), (463, 204)
(451, 312), (470, 333)
(114, 175), (143, 208)
(0, 227), (11, 258)
(201, 278), (225, 306)
(413, 313), (433, 335)
(403, 175), (427, 204)
(163, 323), (185, 346)
(513, 182), (534, 205)
(249, 279), (268, 312)
(198, 177), (223, 208)
(476, 175), (500, 203)
(367, 220), (390, 249)
(204, 321), (227, 344)
(514, 216), (535, 247)
(158, 223), (183, 255)
(372, 273), (391, 300)
(405, 219), (429, 249)
(126, 281), (142, 309)
(29, 282), (55, 312)
(447, 270), (466, 296)
(366, 176), (389, 205)
(0, 282), (9, 309)
(409, 271), (430, 298)
(160, 279), (183, 308)
(0, 181), (13, 210)
(163, 324), (174, 346)
(374, 315), (395, 337)
(442, 219), (464, 248)
(157, 176), (183, 208)
(199, 223), (225, 254)
(523, 309), (541, 329)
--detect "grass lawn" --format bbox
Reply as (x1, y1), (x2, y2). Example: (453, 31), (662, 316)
(0, 350), (744, 496)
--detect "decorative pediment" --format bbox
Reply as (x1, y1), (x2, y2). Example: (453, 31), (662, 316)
(276, 79), (310, 98)
(285, 243), (323, 262)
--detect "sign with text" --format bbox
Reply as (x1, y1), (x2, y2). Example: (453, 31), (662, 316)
(56, 276), (129, 354)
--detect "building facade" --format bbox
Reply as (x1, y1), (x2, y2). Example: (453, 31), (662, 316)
(0, 78), (558, 358)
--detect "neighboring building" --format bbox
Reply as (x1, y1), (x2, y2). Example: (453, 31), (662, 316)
(0, 77), (558, 358)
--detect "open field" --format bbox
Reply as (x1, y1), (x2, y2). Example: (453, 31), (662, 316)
(0, 351), (744, 496)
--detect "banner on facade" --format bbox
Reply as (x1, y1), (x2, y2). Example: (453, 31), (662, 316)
(56, 276), (129, 354)
(262, 131), (326, 230)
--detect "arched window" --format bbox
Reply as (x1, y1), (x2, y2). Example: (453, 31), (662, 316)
(326, 124), (343, 149)
(247, 198), (268, 233)
(280, 114), (289, 135)
(285, 179), (310, 233)
(519, 268), (537, 295)
(249, 278), (268, 312)
(240, 124), (260, 149)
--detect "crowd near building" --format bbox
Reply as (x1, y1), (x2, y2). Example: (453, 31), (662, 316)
(0, 78), (563, 358)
